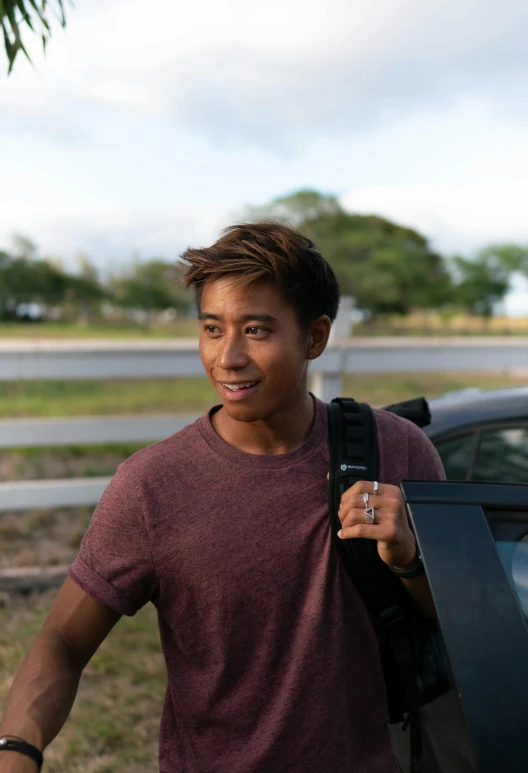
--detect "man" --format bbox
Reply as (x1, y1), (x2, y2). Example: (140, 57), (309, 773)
(0, 222), (444, 773)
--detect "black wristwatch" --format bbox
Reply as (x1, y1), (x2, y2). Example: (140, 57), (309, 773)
(0, 735), (43, 770)
(387, 550), (425, 580)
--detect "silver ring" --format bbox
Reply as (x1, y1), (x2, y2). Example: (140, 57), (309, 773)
(373, 481), (379, 495)
(365, 506), (375, 524)
(363, 492), (369, 507)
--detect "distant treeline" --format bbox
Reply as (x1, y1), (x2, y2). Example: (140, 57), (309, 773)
(1, 190), (528, 324)
(0, 235), (192, 324)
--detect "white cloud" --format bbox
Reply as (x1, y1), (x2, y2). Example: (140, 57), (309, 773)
(1, 0), (528, 318)
(3, 0), (528, 147)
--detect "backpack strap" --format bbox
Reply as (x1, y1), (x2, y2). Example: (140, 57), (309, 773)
(327, 396), (446, 772)
(327, 398), (423, 719)
(327, 397), (408, 590)
(327, 398), (378, 571)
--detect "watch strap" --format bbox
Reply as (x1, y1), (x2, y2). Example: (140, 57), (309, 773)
(0, 736), (43, 770)
(387, 552), (425, 580)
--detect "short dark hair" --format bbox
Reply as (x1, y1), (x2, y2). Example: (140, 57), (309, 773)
(180, 221), (340, 330)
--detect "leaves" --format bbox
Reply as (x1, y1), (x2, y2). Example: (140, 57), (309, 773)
(246, 189), (528, 320)
(450, 244), (528, 317)
(0, 239), (193, 324)
(248, 188), (342, 227)
(1, 0), (68, 74)
(111, 260), (190, 317)
(251, 190), (453, 317)
(3, 230), (197, 323)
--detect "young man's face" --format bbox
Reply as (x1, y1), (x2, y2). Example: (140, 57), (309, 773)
(198, 277), (328, 423)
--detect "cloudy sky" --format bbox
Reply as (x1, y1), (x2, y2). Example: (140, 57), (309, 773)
(1, 0), (528, 312)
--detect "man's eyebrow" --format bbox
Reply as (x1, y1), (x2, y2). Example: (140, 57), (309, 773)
(198, 313), (278, 323)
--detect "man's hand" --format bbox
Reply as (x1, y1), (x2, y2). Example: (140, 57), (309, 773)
(337, 480), (417, 570)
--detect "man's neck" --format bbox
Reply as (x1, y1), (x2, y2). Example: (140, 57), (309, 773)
(211, 392), (316, 456)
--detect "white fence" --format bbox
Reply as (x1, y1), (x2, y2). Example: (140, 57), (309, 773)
(2, 337), (528, 385)
(0, 414), (199, 512)
(1, 338), (526, 513)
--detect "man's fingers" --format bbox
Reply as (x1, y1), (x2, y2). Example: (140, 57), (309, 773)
(339, 499), (401, 527)
(340, 506), (385, 526)
(343, 480), (402, 499)
(338, 523), (379, 540)
(339, 492), (388, 514)
(339, 508), (399, 538)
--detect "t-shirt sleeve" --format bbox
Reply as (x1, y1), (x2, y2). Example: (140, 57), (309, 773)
(68, 463), (159, 616)
(405, 420), (446, 481)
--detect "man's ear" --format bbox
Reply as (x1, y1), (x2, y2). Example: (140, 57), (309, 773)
(306, 315), (332, 360)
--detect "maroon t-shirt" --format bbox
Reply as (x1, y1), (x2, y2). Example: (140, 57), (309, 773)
(69, 397), (445, 772)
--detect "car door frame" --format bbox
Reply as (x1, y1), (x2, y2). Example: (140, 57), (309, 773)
(400, 480), (528, 773)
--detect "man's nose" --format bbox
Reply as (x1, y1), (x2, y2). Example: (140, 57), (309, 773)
(217, 332), (249, 370)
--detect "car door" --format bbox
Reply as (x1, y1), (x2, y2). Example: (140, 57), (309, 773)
(399, 480), (528, 773)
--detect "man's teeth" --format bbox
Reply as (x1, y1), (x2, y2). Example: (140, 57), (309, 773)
(223, 382), (257, 391)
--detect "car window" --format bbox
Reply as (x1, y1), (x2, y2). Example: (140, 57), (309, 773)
(472, 427), (528, 483)
(496, 535), (528, 622)
(434, 433), (475, 480)
(487, 509), (528, 624)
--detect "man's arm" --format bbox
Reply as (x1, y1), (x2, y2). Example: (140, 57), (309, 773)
(397, 553), (437, 620)
(338, 484), (438, 618)
(0, 577), (121, 772)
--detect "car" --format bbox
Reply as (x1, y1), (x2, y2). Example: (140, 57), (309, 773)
(392, 390), (528, 772)
(423, 385), (528, 619)
(424, 386), (528, 484)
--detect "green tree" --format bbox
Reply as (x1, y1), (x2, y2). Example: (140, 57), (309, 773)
(0, 249), (11, 319)
(249, 190), (453, 317)
(1, 255), (67, 317)
(1, 1), (67, 73)
(451, 244), (526, 317)
(10, 233), (38, 259)
(478, 243), (528, 280)
(248, 189), (342, 227)
(65, 254), (107, 323)
(113, 259), (191, 325)
(0, 235), (74, 320)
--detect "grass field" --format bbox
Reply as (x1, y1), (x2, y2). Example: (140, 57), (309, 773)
(358, 313), (528, 337)
(1, 368), (527, 771)
(0, 320), (200, 339)
(0, 377), (218, 418)
(0, 590), (165, 773)
(1, 370), (526, 419)
(0, 313), (527, 340)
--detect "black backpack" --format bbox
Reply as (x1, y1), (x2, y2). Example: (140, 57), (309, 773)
(327, 397), (453, 773)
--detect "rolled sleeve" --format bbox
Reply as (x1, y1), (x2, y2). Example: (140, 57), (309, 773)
(68, 463), (159, 616)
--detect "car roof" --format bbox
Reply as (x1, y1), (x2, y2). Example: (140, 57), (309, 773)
(424, 386), (528, 440)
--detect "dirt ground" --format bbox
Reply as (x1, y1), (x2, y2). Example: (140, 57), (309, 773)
(0, 446), (143, 482)
(0, 506), (92, 569)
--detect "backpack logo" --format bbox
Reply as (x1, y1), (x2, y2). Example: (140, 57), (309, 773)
(340, 463), (367, 472)
(340, 464), (347, 471)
